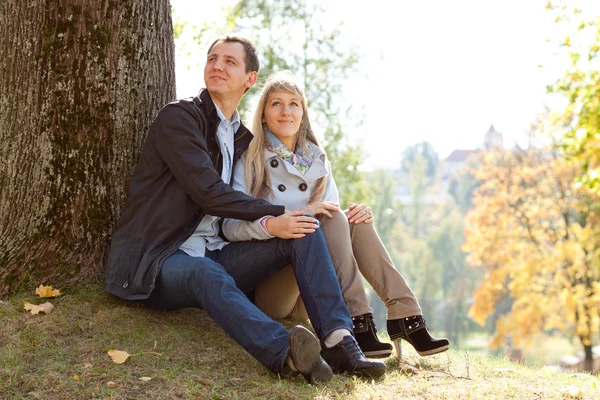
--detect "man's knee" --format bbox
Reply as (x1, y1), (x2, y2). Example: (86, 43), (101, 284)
(295, 226), (326, 246)
(185, 260), (235, 288)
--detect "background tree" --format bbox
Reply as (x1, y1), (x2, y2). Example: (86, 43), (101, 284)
(401, 141), (439, 182)
(464, 147), (600, 371)
(0, 0), (175, 296)
(547, 0), (600, 371)
(547, 1), (600, 198)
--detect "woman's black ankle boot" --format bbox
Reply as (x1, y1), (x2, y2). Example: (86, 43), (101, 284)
(386, 315), (449, 358)
(352, 313), (392, 358)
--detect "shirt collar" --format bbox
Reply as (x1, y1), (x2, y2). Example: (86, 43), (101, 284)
(212, 100), (240, 130)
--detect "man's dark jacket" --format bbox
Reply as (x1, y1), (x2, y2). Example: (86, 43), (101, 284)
(105, 89), (285, 300)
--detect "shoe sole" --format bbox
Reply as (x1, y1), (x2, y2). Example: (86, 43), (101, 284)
(350, 364), (387, 379)
(393, 339), (450, 358)
(289, 326), (333, 383)
(417, 344), (450, 356)
(363, 349), (393, 358)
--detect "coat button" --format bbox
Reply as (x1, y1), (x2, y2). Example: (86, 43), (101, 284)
(270, 159), (279, 168)
(299, 183), (308, 191)
(278, 184), (286, 192)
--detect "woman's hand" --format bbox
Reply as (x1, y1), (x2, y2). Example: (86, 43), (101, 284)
(298, 201), (340, 219)
(265, 211), (320, 239)
(347, 203), (374, 224)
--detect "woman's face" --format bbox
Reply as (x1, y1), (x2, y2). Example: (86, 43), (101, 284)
(263, 91), (303, 148)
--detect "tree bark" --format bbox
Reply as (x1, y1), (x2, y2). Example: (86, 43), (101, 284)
(582, 341), (594, 373)
(0, 0), (175, 296)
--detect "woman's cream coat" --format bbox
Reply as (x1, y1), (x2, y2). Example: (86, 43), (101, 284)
(222, 144), (339, 241)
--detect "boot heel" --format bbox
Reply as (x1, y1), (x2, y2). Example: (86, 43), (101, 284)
(393, 338), (402, 359)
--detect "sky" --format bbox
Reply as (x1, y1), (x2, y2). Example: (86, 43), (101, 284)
(170, 0), (596, 169)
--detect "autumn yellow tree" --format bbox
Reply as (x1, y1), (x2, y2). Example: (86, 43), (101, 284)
(547, 1), (600, 197)
(464, 147), (600, 371)
(549, 0), (600, 370)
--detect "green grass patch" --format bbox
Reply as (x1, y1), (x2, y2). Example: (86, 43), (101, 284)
(1, 284), (599, 399)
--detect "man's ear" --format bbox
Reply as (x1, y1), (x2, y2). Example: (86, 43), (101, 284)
(245, 71), (258, 89)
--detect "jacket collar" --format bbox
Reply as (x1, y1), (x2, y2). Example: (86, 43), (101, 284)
(264, 141), (326, 161)
(196, 88), (251, 139)
(198, 88), (219, 123)
(264, 141), (328, 181)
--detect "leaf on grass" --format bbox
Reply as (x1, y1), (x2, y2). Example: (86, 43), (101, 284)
(108, 349), (130, 364)
(73, 375), (79, 381)
(35, 284), (61, 298)
(561, 385), (584, 399)
(84, 362), (93, 369)
(106, 381), (116, 388)
(23, 301), (54, 315)
(139, 377), (152, 382)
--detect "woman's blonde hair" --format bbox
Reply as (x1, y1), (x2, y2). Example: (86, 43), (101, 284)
(245, 71), (327, 204)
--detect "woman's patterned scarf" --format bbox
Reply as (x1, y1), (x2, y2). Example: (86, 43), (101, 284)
(266, 128), (315, 175)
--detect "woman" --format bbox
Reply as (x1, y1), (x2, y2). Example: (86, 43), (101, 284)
(222, 72), (449, 359)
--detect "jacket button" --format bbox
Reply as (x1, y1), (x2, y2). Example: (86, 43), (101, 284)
(270, 159), (279, 168)
(278, 184), (286, 192)
(299, 183), (308, 191)
(209, 151), (213, 155)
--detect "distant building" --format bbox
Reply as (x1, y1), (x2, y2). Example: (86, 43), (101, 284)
(483, 124), (504, 150)
(441, 124), (505, 181)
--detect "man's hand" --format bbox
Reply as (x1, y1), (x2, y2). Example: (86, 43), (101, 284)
(347, 203), (374, 224)
(298, 201), (340, 219)
(265, 211), (320, 239)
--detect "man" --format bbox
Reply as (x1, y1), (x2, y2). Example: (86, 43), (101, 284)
(105, 35), (386, 383)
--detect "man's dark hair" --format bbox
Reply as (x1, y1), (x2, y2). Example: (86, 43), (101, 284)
(207, 35), (260, 73)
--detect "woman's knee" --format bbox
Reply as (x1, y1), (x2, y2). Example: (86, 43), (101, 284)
(255, 265), (300, 318)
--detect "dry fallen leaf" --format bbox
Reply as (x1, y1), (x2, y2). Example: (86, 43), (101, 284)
(23, 301), (54, 315)
(106, 381), (116, 388)
(108, 349), (131, 364)
(561, 385), (584, 399)
(73, 375), (79, 381)
(35, 284), (61, 298)
(84, 362), (93, 369)
(139, 377), (152, 382)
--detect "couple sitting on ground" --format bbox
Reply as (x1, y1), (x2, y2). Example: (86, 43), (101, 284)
(105, 34), (448, 383)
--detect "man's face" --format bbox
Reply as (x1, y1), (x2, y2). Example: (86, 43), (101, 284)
(204, 41), (256, 99)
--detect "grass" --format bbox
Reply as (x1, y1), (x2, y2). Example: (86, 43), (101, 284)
(1, 284), (599, 400)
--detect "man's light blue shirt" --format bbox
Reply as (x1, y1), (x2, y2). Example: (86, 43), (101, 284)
(179, 101), (240, 257)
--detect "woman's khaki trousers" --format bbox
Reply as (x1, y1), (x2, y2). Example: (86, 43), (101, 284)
(253, 210), (422, 321)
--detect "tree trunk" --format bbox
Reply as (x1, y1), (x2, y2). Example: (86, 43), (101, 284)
(0, 0), (175, 297)
(582, 342), (594, 373)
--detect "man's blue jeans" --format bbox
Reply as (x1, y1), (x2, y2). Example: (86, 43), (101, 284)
(145, 227), (353, 373)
